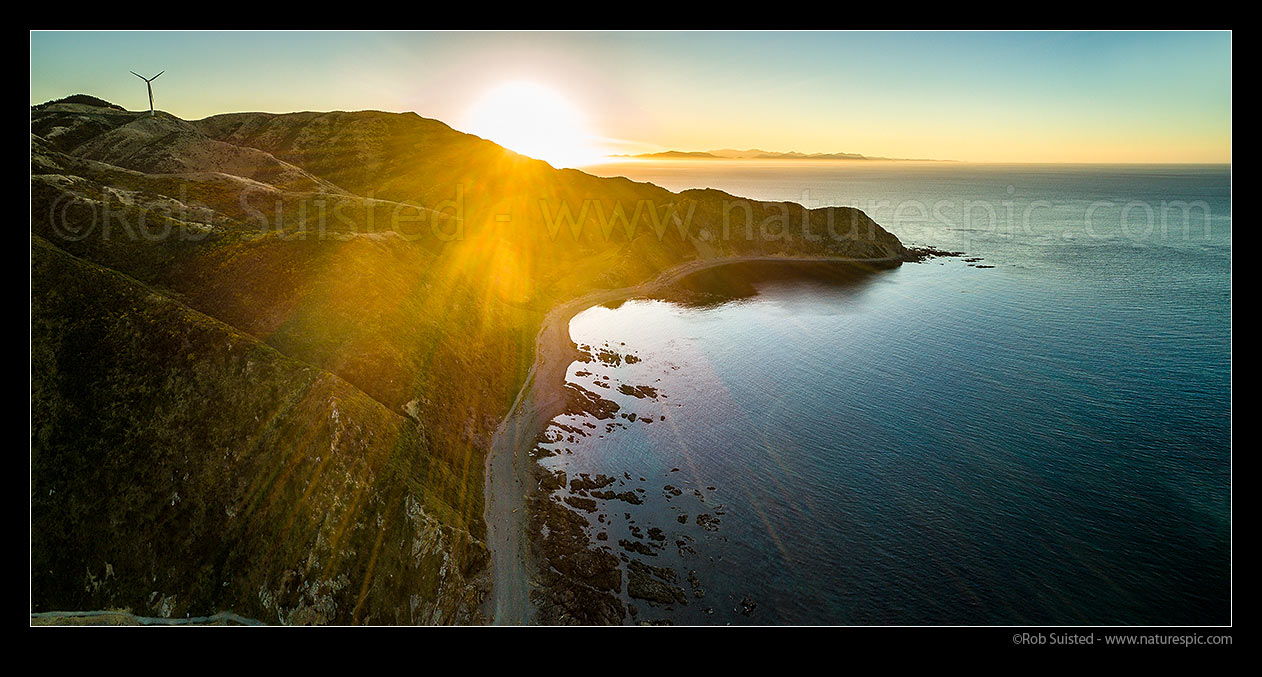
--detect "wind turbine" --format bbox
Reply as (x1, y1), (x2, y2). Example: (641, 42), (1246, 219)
(130, 70), (164, 117)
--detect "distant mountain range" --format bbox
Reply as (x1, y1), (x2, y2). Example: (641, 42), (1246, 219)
(614, 148), (947, 162)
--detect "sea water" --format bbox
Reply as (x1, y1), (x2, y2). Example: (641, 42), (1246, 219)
(536, 161), (1231, 625)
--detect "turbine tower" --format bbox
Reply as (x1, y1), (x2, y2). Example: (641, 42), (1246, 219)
(130, 70), (164, 117)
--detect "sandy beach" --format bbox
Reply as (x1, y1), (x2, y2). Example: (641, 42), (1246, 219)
(481, 253), (903, 624)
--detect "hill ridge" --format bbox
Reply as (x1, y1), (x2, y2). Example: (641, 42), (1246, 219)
(31, 94), (908, 625)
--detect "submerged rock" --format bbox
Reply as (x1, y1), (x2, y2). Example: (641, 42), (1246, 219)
(563, 495), (597, 513)
(618, 539), (657, 557)
(688, 570), (705, 598)
(617, 384), (659, 399)
(589, 489), (642, 504)
(561, 383), (620, 420)
(627, 560), (687, 606)
(538, 469), (567, 492)
(569, 473), (617, 492)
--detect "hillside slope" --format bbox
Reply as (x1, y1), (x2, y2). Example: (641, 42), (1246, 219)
(32, 236), (487, 623)
(30, 97), (908, 624)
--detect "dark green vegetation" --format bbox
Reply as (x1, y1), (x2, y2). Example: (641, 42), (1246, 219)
(30, 97), (907, 624)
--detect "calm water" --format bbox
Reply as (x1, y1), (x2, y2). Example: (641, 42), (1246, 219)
(537, 162), (1231, 625)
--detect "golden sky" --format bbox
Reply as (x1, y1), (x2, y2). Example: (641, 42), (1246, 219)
(31, 31), (1232, 165)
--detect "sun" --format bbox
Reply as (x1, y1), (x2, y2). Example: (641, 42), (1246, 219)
(462, 81), (603, 168)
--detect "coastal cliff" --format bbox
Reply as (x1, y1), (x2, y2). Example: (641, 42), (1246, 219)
(30, 95), (907, 624)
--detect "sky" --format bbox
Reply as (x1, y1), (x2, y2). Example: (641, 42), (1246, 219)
(29, 31), (1231, 164)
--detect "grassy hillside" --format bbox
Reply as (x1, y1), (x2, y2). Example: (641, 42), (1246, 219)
(32, 236), (487, 623)
(30, 97), (907, 624)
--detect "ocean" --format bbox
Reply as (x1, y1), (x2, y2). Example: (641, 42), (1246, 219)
(536, 161), (1231, 625)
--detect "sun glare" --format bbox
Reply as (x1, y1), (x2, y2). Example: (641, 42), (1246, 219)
(462, 81), (603, 168)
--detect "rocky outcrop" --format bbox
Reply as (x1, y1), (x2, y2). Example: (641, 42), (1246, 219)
(527, 478), (625, 625)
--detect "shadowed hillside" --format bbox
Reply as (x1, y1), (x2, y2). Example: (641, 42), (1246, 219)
(32, 237), (486, 623)
(30, 97), (907, 624)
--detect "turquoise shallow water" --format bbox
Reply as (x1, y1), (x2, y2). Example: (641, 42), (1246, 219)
(537, 162), (1231, 625)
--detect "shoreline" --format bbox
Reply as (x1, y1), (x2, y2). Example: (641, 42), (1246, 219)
(482, 253), (903, 625)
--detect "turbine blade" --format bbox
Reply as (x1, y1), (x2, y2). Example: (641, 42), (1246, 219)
(130, 71), (145, 79)
(152, 71), (164, 80)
